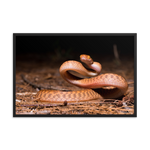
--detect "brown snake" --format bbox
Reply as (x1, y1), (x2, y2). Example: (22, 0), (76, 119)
(34, 54), (128, 103)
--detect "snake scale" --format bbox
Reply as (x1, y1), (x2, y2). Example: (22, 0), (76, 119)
(34, 54), (128, 103)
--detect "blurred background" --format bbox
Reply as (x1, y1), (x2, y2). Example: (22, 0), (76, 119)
(15, 34), (135, 65)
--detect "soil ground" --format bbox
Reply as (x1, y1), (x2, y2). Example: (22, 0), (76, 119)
(15, 54), (134, 115)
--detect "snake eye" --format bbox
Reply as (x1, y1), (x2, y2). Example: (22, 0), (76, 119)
(80, 54), (93, 65)
(87, 55), (90, 59)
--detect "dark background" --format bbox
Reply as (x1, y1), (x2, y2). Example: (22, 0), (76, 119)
(15, 34), (135, 64)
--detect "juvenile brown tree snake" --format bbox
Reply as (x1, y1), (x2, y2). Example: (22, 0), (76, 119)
(34, 54), (128, 103)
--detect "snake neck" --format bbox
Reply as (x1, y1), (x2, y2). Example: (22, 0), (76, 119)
(59, 60), (101, 86)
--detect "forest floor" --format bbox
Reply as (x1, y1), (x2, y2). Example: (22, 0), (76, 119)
(15, 54), (134, 116)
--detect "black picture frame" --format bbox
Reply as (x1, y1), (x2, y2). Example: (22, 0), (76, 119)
(10, 30), (139, 120)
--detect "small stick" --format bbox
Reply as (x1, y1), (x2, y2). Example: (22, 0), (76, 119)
(113, 44), (121, 65)
(21, 74), (42, 89)
(21, 74), (70, 91)
(127, 81), (134, 85)
(113, 44), (119, 60)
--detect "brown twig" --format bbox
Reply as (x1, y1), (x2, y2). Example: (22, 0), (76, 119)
(127, 81), (134, 85)
(113, 44), (119, 60)
(21, 74), (70, 91)
(113, 44), (121, 65)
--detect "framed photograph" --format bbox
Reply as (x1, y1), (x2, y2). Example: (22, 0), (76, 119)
(13, 33), (136, 117)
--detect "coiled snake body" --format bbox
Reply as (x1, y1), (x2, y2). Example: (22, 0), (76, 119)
(34, 54), (128, 103)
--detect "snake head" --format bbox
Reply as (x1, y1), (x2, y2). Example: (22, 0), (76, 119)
(80, 54), (93, 65)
